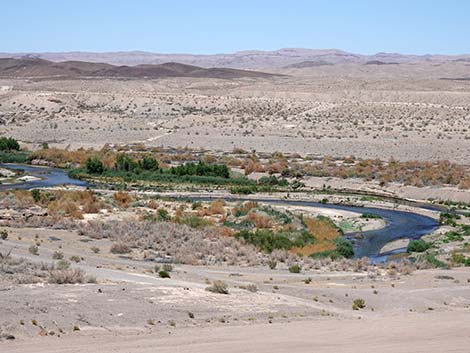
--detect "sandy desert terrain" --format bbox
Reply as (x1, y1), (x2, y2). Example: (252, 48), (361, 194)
(1, 58), (469, 163)
(1, 49), (470, 352)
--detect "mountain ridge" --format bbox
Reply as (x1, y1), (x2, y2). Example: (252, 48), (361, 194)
(1, 48), (469, 69)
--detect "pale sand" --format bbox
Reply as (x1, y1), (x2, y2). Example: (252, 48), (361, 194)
(5, 311), (470, 353)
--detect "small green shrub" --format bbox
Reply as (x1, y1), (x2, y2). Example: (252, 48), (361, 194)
(352, 298), (366, 310)
(288, 264), (301, 273)
(0, 229), (8, 240)
(407, 239), (431, 253)
(158, 270), (171, 278)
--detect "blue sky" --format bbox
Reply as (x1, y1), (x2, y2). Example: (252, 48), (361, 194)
(2, 0), (469, 54)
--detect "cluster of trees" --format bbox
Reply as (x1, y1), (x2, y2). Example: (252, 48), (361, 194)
(85, 155), (231, 181)
(86, 154), (159, 174)
(0, 137), (20, 151)
(170, 161), (230, 178)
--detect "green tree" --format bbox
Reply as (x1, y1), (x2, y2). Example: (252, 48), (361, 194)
(86, 157), (104, 174)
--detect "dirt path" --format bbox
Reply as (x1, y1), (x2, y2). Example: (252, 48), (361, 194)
(5, 311), (470, 353)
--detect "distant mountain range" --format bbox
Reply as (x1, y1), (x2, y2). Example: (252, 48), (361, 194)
(0, 58), (276, 79)
(1, 48), (469, 70)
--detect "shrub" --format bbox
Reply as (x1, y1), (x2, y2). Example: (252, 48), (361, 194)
(69, 255), (81, 263)
(0, 229), (8, 240)
(52, 251), (64, 260)
(206, 280), (229, 294)
(113, 191), (133, 208)
(162, 264), (173, 272)
(48, 269), (85, 284)
(31, 189), (41, 202)
(157, 208), (170, 221)
(158, 270), (171, 278)
(56, 260), (70, 270)
(28, 245), (39, 255)
(334, 238), (355, 258)
(86, 156), (104, 174)
(110, 242), (131, 254)
(352, 298), (366, 310)
(0, 137), (20, 151)
(267, 259), (277, 270)
(242, 284), (258, 292)
(424, 253), (448, 268)
(407, 239), (431, 253)
(439, 212), (461, 226)
(288, 264), (302, 273)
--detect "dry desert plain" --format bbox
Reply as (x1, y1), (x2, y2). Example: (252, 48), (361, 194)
(1, 55), (470, 352)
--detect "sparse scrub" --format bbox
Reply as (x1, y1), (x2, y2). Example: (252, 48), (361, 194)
(206, 280), (229, 294)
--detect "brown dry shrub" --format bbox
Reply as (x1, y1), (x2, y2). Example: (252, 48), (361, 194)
(110, 242), (131, 254)
(148, 199), (159, 209)
(113, 192), (133, 208)
(215, 226), (235, 237)
(459, 177), (470, 190)
(48, 269), (85, 284)
(246, 212), (273, 229)
(48, 199), (83, 219)
(77, 220), (264, 266)
(232, 201), (258, 216)
(243, 159), (264, 175)
(293, 217), (341, 256)
(208, 200), (226, 215)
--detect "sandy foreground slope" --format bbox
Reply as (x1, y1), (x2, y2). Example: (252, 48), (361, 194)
(5, 311), (470, 353)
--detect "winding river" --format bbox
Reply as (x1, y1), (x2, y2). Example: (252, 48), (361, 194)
(0, 163), (440, 260)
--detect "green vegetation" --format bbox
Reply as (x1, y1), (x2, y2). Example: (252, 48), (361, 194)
(31, 189), (41, 202)
(423, 253), (448, 268)
(0, 137), (20, 151)
(407, 239), (431, 253)
(451, 253), (470, 266)
(158, 270), (171, 278)
(442, 231), (464, 243)
(360, 213), (382, 219)
(0, 151), (29, 163)
(234, 229), (315, 253)
(352, 298), (366, 310)
(288, 264), (302, 273)
(86, 156), (104, 174)
(439, 212), (461, 226)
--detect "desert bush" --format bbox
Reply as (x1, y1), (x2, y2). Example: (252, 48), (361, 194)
(288, 264), (302, 273)
(52, 251), (64, 260)
(241, 283), (258, 292)
(78, 219), (265, 266)
(206, 280), (229, 294)
(267, 259), (277, 269)
(158, 270), (171, 278)
(110, 242), (131, 254)
(55, 259), (70, 270)
(113, 191), (133, 208)
(48, 269), (85, 284)
(0, 229), (8, 240)
(246, 212), (273, 229)
(407, 239), (431, 253)
(352, 298), (366, 310)
(28, 245), (39, 255)
(69, 255), (81, 263)
(162, 263), (173, 272)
